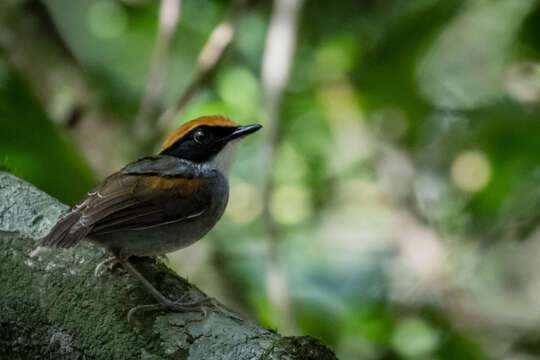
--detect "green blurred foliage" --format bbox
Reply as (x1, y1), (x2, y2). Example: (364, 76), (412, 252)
(3, 0), (540, 359)
(0, 69), (94, 204)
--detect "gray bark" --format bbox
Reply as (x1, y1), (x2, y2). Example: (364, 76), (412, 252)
(0, 172), (337, 360)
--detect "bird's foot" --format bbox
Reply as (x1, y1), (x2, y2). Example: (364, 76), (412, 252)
(127, 295), (242, 323)
(94, 256), (122, 277)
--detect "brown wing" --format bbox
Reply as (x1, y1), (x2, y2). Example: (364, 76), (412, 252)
(41, 156), (210, 248)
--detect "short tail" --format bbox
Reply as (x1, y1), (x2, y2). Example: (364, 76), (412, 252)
(41, 210), (91, 249)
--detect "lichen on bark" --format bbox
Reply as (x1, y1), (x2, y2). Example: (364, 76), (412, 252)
(0, 172), (337, 360)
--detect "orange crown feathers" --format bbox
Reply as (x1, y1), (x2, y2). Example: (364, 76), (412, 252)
(160, 115), (238, 152)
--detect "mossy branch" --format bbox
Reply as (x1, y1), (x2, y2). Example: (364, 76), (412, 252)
(0, 172), (336, 360)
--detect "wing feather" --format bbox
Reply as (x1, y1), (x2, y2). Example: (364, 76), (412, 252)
(41, 208), (83, 248)
(41, 156), (210, 248)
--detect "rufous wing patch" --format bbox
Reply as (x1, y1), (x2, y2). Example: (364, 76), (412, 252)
(160, 115), (238, 152)
(142, 176), (203, 198)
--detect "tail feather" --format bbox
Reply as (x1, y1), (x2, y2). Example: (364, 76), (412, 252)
(41, 210), (91, 249)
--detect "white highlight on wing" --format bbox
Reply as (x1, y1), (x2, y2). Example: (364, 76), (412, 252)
(95, 208), (207, 234)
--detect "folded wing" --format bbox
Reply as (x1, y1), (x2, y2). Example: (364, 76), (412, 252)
(41, 156), (210, 248)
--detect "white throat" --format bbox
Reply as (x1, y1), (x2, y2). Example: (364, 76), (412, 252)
(209, 140), (239, 177)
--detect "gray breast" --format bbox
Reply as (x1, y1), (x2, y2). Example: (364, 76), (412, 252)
(91, 169), (229, 257)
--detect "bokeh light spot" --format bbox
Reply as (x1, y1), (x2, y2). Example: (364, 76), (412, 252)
(270, 185), (311, 225)
(88, 0), (128, 40)
(315, 35), (359, 81)
(391, 318), (440, 358)
(217, 67), (259, 121)
(506, 61), (540, 103)
(451, 150), (491, 192)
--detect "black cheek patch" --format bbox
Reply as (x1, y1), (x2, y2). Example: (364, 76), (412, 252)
(160, 126), (236, 163)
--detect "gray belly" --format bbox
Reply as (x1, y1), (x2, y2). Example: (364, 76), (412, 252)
(90, 173), (229, 257)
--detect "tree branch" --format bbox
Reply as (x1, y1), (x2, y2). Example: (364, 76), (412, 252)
(154, 0), (251, 144)
(259, 0), (305, 334)
(135, 0), (182, 145)
(0, 172), (336, 359)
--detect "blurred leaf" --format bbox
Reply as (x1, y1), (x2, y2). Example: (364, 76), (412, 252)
(0, 70), (95, 205)
(216, 66), (260, 123)
(315, 35), (360, 81)
(391, 317), (440, 358)
(437, 331), (486, 360)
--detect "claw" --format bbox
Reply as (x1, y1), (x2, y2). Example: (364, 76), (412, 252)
(94, 256), (121, 277)
(127, 304), (162, 324)
(107, 257), (243, 323)
(127, 298), (208, 323)
(127, 295), (242, 323)
(174, 294), (189, 304)
(207, 298), (243, 321)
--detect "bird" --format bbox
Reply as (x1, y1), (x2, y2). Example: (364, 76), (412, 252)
(41, 115), (262, 320)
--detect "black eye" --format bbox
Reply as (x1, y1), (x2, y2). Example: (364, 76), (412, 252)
(193, 130), (208, 144)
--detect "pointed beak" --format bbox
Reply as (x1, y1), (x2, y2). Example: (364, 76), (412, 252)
(228, 124), (262, 140)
